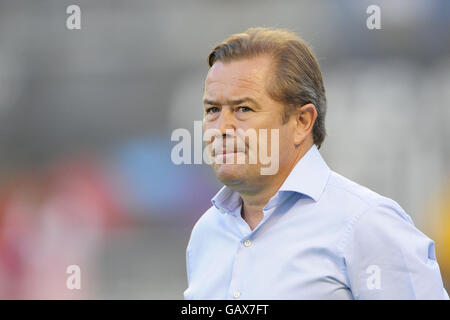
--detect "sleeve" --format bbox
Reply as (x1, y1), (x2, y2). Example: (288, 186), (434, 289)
(341, 201), (449, 300)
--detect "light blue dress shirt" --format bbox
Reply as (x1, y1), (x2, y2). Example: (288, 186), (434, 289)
(184, 144), (449, 299)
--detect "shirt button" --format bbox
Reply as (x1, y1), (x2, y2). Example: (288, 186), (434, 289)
(233, 291), (240, 298)
(244, 239), (252, 247)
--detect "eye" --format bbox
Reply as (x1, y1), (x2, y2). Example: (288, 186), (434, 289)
(206, 106), (220, 114)
(236, 106), (252, 112)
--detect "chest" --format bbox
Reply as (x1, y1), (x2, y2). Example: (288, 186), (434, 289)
(188, 218), (351, 299)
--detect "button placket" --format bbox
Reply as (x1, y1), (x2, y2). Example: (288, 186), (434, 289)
(228, 235), (252, 300)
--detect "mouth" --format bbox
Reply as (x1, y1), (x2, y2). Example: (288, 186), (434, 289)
(214, 150), (246, 157)
(209, 139), (247, 157)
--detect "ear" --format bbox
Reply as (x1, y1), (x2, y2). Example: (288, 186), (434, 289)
(293, 103), (317, 146)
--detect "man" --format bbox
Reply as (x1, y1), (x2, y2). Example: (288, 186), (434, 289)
(183, 27), (449, 299)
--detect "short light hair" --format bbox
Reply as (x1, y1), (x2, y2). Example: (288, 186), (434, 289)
(207, 27), (327, 148)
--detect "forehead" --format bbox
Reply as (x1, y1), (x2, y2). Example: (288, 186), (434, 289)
(204, 56), (274, 101)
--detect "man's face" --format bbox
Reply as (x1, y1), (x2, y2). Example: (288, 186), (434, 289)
(203, 55), (297, 188)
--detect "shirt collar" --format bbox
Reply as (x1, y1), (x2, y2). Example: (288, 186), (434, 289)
(211, 144), (331, 215)
(277, 144), (331, 201)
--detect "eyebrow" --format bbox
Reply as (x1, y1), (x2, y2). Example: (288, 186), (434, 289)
(203, 97), (261, 108)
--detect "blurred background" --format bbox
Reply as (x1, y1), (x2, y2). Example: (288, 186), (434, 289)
(0, 0), (449, 299)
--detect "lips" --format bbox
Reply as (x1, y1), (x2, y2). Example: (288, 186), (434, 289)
(210, 139), (246, 157)
(214, 150), (246, 159)
(218, 150), (245, 155)
(214, 145), (246, 155)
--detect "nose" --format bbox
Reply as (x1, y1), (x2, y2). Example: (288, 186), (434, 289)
(204, 107), (237, 155)
(216, 107), (236, 135)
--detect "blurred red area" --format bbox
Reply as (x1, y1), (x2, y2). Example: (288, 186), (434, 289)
(0, 156), (125, 299)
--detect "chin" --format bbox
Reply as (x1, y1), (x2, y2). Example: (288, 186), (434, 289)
(213, 164), (248, 185)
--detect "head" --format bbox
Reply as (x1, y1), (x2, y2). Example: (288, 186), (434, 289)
(203, 27), (327, 191)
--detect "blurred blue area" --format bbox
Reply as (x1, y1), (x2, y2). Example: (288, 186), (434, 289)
(108, 137), (217, 220)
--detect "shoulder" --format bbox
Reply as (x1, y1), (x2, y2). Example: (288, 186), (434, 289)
(327, 171), (402, 208)
(323, 171), (416, 249)
(325, 170), (411, 222)
(327, 170), (428, 258)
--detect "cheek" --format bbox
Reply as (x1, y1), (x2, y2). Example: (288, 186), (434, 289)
(203, 122), (220, 146)
(276, 126), (294, 151)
